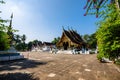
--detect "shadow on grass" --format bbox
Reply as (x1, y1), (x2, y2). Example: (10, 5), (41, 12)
(0, 72), (39, 80)
(0, 59), (47, 71)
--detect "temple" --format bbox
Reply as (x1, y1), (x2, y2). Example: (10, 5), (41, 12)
(56, 28), (87, 50)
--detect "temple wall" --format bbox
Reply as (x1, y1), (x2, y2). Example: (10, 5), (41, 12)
(57, 34), (79, 48)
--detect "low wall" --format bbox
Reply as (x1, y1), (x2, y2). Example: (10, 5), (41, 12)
(0, 55), (24, 61)
(0, 53), (20, 57)
(0, 51), (24, 61)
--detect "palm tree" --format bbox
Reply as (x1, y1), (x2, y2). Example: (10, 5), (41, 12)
(21, 34), (26, 51)
(21, 34), (26, 44)
(15, 34), (21, 44)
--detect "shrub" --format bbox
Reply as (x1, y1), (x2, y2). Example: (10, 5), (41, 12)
(96, 4), (120, 61)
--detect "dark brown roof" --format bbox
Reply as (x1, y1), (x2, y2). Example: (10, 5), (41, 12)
(63, 29), (84, 45)
(43, 42), (54, 46)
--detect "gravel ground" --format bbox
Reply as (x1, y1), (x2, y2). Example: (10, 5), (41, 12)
(0, 52), (120, 80)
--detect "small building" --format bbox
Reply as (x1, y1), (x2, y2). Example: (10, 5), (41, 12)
(56, 28), (87, 50)
(31, 42), (55, 52)
(42, 42), (55, 51)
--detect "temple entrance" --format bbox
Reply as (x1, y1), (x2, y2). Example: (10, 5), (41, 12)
(63, 42), (69, 50)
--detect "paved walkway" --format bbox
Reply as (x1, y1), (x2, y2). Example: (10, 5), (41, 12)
(0, 52), (120, 80)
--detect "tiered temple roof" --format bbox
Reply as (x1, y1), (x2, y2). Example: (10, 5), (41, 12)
(57, 28), (86, 48)
(64, 29), (83, 44)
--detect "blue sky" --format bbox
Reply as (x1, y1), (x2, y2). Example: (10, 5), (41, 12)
(1, 0), (99, 42)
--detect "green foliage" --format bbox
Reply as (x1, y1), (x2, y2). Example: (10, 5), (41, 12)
(15, 43), (27, 51)
(27, 41), (33, 51)
(14, 34), (21, 44)
(52, 37), (60, 44)
(0, 31), (10, 50)
(27, 40), (42, 51)
(115, 59), (120, 65)
(0, 1), (27, 51)
(96, 4), (120, 60)
(83, 34), (89, 42)
(82, 33), (97, 49)
(97, 52), (104, 60)
(0, 1), (10, 50)
(15, 38), (43, 51)
(21, 34), (26, 43)
(14, 34), (28, 51)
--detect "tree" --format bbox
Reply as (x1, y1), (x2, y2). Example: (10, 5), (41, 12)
(84, 0), (120, 17)
(14, 34), (21, 44)
(89, 33), (97, 49)
(96, 4), (120, 60)
(82, 34), (90, 43)
(52, 37), (60, 44)
(0, 31), (10, 50)
(32, 40), (39, 46)
(0, 0), (10, 50)
(27, 41), (33, 51)
(84, 0), (120, 63)
(14, 34), (28, 51)
(19, 34), (27, 51)
(82, 33), (97, 49)
(7, 14), (14, 46)
(27, 40), (42, 51)
(21, 34), (26, 43)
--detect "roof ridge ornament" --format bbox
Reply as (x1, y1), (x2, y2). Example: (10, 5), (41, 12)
(68, 26), (70, 31)
(62, 26), (65, 31)
(11, 13), (13, 19)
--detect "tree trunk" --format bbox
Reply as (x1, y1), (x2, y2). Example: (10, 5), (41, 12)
(115, 0), (120, 10)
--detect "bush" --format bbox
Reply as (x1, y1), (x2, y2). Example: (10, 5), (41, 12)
(115, 59), (120, 65)
(96, 4), (120, 61)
